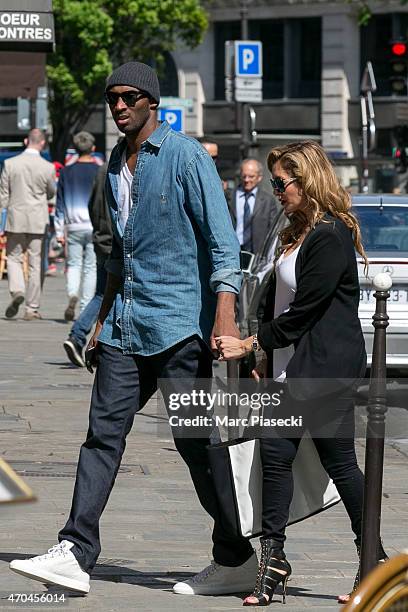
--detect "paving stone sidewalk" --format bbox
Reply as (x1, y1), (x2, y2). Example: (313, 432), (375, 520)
(0, 273), (407, 612)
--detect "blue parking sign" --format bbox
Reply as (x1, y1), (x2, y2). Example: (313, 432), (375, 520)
(158, 108), (184, 132)
(235, 41), (262, 77)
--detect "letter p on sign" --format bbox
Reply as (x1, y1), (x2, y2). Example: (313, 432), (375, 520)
(243, 49), (255, 71)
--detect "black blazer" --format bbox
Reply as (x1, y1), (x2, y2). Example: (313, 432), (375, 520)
(226, 187), (279, 254)
(257, 215), (366, 398)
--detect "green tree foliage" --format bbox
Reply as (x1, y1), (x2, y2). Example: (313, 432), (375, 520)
(346, 0), (408, 26)
(48, 0), (208, 161)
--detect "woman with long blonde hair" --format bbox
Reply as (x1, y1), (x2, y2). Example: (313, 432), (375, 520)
(216, 141), (386, 606)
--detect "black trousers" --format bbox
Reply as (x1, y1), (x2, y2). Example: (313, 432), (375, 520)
(59, 338), (253, 571)
(260, 391), (364, 549)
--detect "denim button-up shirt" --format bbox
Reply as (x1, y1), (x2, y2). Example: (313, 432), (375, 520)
(98, 121), (242, 355)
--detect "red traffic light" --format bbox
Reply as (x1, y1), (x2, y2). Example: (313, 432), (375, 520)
(392, 42), (407, 56)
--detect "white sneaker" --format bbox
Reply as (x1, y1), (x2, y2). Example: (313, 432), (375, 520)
(173, 552), (258, 595)
(9, 540), (90, 594)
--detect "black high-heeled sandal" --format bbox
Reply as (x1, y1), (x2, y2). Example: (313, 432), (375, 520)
(243, 539), (292, 607)
(338, 540), (388, 604)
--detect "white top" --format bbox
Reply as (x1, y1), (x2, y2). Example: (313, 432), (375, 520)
(235, 187), (257, 245)
(273, 245), (300, 381)
(118, 150), (134, 231)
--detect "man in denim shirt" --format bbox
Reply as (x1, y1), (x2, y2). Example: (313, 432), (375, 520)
(10, 63), (257, 596)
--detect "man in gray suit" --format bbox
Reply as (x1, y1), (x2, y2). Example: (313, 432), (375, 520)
(0, 129), (56, 320)
(226, 159), (278, 255)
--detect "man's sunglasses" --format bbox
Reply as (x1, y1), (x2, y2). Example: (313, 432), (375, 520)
(104, 90), (147, 107)
(270, 177), (297, 193)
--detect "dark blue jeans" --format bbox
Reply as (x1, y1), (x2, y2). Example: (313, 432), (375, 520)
(59, 338), (253, 571)
(70, 257), (107, 349)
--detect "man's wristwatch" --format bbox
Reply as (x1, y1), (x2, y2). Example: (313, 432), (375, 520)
(252, 334), (262, 352)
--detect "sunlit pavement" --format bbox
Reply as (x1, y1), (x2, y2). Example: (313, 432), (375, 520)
(0, 272), (407, 611)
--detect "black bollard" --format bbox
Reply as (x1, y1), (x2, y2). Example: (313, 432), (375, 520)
(360, 272), (392, 580)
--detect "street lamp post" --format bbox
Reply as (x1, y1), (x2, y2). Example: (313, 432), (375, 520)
(360, 272), (392, 579)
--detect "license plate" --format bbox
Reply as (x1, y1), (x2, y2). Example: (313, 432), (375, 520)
(360, 286), (408, 304)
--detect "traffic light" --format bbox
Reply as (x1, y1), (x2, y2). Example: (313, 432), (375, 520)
(390, 39), (408, 95)
(392, 146), (408, 172)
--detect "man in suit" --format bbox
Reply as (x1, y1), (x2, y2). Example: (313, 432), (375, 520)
(226, 158), (278, 254)
(0, 129), (56, 320)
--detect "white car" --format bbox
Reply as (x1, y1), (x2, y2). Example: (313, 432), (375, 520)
(353, 194), (408, 372)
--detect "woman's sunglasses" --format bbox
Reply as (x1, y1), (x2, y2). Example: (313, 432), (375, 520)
(104, 90), (147, 107)
(270, 177), (297, 193)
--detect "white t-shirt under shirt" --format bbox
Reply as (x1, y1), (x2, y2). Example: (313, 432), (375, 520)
(118, 150), (134, 231)
(272, 245), (300, 381)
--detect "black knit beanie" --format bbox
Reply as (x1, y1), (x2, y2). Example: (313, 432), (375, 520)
(105, 62), (160, 104)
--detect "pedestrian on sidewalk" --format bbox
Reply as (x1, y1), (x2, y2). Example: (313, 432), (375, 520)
(63, 164), (111, 367)
(216, 140), (388, 606)
(202, 141), (228, 191)
(10, 61), (258, 597)
(43, 161), (65, 279)
(202, 141), (219, 164)
(0, 129), (56, 320)
(55, 131), (99, 322)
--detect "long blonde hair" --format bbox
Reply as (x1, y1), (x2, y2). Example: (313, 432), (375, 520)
(267, 141), (368, 269)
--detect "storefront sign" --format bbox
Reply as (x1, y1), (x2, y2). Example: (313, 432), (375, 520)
(0, 11), (54, 51)
(0, 12), (54, 43)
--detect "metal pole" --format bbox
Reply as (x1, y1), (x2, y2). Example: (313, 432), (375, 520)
(358, 137), (364, 193)
(240, 0), (250, 161)
(227, 2), (251, 438)
(359, 62), (377, 192)
(360, 273), (392, 580)
(360, 95), (369, 193)
(29, 97), (36, 130)
(248, 105), (258, 158)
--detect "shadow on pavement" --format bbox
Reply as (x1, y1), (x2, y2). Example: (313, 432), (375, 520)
(93, 566), (193, 589)
(0, 553), (341, 602)
(92, 564), (338, 601)
(43, 361), (82, 370)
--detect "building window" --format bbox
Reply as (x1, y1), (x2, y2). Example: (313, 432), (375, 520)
(249, 20), (284, 98)
(0, 99), (17, 108)
(214, 21), (241, 100)
(361, 13), (408, 96)
(158, 52), (179, 97)
(214, 17), (321, 101)
(288, 18), (321, 98)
